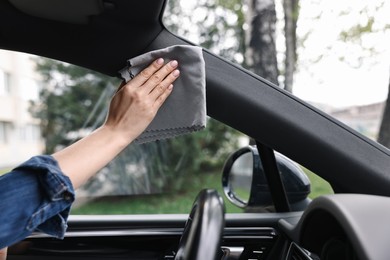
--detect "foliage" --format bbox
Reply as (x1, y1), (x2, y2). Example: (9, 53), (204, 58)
(80, 117), (240, 196)
(72, 166), (333, 215)
(336, 1), (390, 148)
(72, 170), (244, 215)
(339, 17), (375, 42)
(301, 167), (333, 199)
(30, 58), (118, 153)
(165, 0), (246, 65)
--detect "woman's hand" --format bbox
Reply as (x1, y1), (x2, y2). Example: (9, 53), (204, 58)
(53, 58), (180, 189)
(104, 58), (180, 143)
(0, 247), (7, 260)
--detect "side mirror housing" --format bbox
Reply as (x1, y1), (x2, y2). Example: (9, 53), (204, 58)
(222, 146), (311, 211)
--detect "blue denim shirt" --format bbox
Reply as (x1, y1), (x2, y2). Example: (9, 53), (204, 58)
(0, 155), (75, 248)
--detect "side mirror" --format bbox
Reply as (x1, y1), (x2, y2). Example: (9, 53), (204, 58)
(222, 146), (311, 211)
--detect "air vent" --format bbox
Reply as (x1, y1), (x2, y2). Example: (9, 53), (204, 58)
(286, 242), (318, 260)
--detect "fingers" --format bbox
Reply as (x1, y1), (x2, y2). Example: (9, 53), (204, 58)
(135, 58), (179, 104)
(153, 84), (174, 109)
(118, 58), (179, 110)
(105, 58), (179, 141)
(141, 60), (179, 94)
(149, 68), (179, 101)
(122, 58), (179, 94)
(129, 58), (165, 87)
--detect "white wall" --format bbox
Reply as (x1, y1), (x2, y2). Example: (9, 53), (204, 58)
(0, 50), (44, 168)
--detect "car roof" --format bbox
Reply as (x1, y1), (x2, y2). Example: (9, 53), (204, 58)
(1, 0), (390, 196)
(0, 0), (166, 75)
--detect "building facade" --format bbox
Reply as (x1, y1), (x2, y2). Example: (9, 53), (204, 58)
(330, 102), (385, 140)
(0, 50), (44, 168)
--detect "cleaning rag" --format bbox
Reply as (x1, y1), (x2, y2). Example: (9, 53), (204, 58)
(119, 45), (206, 144)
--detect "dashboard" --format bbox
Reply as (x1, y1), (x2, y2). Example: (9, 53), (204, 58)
(279, 194), (390, 260)
(8, 194), (390, 260)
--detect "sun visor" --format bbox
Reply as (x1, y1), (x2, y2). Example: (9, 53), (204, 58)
(119, 45), (207, 144)
(8, 0), (104, 24)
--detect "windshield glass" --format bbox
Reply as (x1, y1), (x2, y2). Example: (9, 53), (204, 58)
(0, 49), (332, 215)
(163, 0), (390, 145)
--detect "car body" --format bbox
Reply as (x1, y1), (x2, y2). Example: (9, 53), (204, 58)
(1, 0), (390, 259)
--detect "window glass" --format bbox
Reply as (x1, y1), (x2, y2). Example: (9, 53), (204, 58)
(299, 166), (333, 200)
(0, 46), (331, 216)
(72, 120), (244, 214)
(163, 0), (390, 145)
(162, 0), (389, 204)
(20, 124), (41, 142)
(0, 50), (245, 215)
(1, 50), (325, 215)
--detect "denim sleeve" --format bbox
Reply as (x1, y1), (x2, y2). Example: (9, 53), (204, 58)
(0, 155), (75, 248)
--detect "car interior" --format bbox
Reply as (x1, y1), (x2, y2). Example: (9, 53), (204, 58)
(1, 0), (390, 259)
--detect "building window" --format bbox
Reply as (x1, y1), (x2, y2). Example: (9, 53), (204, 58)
(20, 77), (40, 101)
(0, 70), (11, 96)
(20, 124), (41, 141)
(0, 121), (11, 144)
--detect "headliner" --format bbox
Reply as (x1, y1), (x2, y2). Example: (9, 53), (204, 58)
(0, 0), (166, 76)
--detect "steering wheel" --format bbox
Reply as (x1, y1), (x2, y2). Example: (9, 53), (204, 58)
(174, 189), (225, 260)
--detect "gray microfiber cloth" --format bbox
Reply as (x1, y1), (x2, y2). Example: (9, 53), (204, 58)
(119, 45), (206, 144)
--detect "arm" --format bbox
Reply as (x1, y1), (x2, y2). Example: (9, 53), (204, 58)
(52, 58), (180, 189)
(0, 59), (179, 257)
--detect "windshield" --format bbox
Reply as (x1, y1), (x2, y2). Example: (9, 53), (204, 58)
(164, 0), (390, 144)
(0, 48), (332, 214)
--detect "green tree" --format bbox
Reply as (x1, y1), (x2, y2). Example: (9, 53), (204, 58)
(30, 58), (117, 153)
(337, 2), (390, 148)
